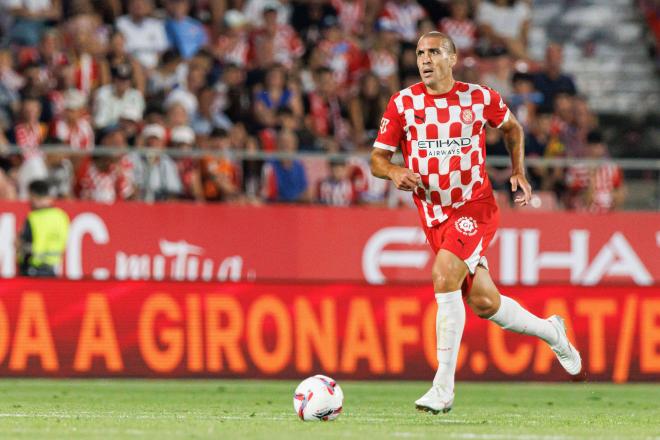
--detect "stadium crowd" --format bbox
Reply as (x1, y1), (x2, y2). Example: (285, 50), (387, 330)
(0, 0), (626, 212)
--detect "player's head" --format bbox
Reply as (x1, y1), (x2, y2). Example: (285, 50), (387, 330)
(416, 32), (457, 90)
(28, 179), (53, 209)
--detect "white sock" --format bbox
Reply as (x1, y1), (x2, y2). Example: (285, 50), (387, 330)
(489, 295), (558, 345)
(432, 290), (465, 394)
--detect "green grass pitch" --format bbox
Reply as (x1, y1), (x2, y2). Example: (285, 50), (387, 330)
(0, 379), (658, 439)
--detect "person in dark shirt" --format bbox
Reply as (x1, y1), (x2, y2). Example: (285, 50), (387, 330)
(533, 43), (577, 112)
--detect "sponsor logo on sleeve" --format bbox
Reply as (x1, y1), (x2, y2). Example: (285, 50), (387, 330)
(380, 118), (390, 134)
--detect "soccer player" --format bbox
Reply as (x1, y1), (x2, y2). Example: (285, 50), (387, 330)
(370, 32), (582, 414)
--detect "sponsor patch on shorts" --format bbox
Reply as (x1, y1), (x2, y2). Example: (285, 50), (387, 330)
(454, 216), (478, 236)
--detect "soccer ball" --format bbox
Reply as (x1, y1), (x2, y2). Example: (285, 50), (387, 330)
(293, 374), (343, 421)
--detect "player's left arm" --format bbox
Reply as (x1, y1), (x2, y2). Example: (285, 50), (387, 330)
(498, 112), (532, 206)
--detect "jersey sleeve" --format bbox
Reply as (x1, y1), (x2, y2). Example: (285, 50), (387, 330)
(484, 87), (511, 128)
(373, 96), (403, 152)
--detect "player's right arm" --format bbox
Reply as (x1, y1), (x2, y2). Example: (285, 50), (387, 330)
(370, 149), (419, 191)
(370, 96), (420, 191)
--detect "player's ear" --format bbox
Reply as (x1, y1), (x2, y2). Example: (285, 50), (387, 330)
(449, 53), (457, 68)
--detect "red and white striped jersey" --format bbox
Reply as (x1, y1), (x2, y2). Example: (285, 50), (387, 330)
(77, 156), (134, 204)
(566, 162), (622, 213)
(14, 122), (46, 161)
(215, 32), (250, 68)
(374, 81), (510, 227)
(249, 25), (304, 68)
(52, 118), (95, 151)
(439, 18), (477, 53)
(317, 177), (355, 206)
(379, 0), (427, 42)
(331, 0), (365, 35)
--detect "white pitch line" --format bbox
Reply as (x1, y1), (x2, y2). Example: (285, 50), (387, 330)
(450, 434), (575, 440)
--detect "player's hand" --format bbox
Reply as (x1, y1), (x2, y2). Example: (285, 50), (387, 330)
(510, 173), (532, 206)
(388, 167), (420, 191)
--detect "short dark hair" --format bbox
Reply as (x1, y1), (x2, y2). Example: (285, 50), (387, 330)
(419, 31), (457, 55)
(28, 179), (50, 197)
(587, 130), (604, 144)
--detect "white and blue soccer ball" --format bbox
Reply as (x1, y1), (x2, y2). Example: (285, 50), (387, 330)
(293, 374), (344, 421)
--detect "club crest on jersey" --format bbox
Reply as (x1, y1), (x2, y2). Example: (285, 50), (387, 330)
(460, 109), (474, 124)
(455, 216), (478, 236)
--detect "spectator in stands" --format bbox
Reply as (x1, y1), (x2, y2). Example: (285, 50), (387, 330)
(305, 67), (350, 147)
(76, 129), (135, 204)
(130, 123), (183, 201)
(191, 86), (228, 136)
(476, 0), (530, 59)
(347, 152), (389, 206)
(507, 71), (543, 130)
(565, 130), (624, 212)
(68, 30), (109, 97)
(262, 129), (310, 202)
(214, 10), (250, 68)
(317, 157), (355, 206)
(368, 23), (400, 93)
(484, 126), (511, 193)
(533, 43), (577, 112)
(249, 4), (304, 69)
(93, 63), (145, 129)
(0, 52), (21, 129)
(201, 128), (240, 202)
(440, 0), (478, 56)
(164, 0), (208, 60)
(115, 0), (169, 70)
(147, 49), (186, 98)
(106, 31), (146, 95)
(278, 108), (315, 151)
(239, 132), (265, 203)
(51, 89), (95, 151)
(331, 0), (367, 37)
(480, 53), (513, 100)
(46, 150), (74, 199)
(62, 1), (110, 58)
(18, 62), (53, 121)
(349, 72), (388, 146)
(17, 31), (67, 100)
(171, 125), (204, 201)
(0, 137), (17, 199)
(317, 15), (367, 92)
(14, 97), (48, 199)
(0, 49), (25, 93)
(289, 0), (336, 50)
(5, 0), (62, 47)
(378, 0), (427, 44)
(243, 0), (290, 27)
(253, 64), (303, 130)
(117, 105), (142, 147)
(214, 64), (252, 127)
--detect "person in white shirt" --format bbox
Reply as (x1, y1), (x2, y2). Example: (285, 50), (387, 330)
(115, 0), (169, 70)
(129, 123), (183, 201)
(93, 63), (145, 129)
(476, 0), (530, 59)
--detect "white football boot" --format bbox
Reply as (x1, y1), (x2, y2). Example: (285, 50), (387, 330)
(414, 386), (453, 414)
(548, 315), (582, 375)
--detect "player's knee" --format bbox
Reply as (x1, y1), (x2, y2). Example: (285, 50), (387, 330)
(431, 268), (462, 292)
(467, 295), (498, 318)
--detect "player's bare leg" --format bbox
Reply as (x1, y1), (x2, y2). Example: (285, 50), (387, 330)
(415, 250), (467, 415)
(467, 266), (582, 375)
